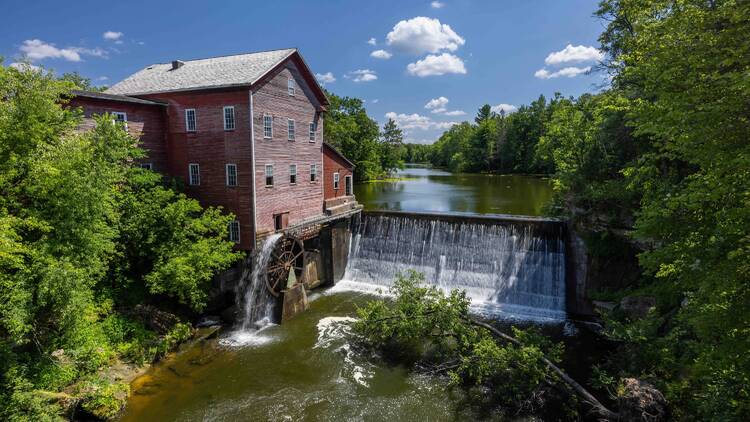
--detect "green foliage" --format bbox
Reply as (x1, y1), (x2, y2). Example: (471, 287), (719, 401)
(77, 378), (129, 420)
(0, 60), (238, 419)
(354, 271), (565, 414)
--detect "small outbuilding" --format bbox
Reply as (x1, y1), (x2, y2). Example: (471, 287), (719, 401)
(322, 142), (356, 215)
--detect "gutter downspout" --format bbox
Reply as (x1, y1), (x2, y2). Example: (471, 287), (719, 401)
(249, 89), (258, 249)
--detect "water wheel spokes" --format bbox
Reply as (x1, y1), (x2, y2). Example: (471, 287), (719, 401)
(265, 235), (305, 297)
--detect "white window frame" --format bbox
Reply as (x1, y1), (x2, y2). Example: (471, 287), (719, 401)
(289, 164), (297, 185)
(333, 172), (340, 190)
(188, 163), (200, 186)
(263, 114), (273, 139)
(112, 112), (128, 130)
(309, 122), (315, 142)
(265, 164), (274, 187)
(287, 119), (295, 141)
(228, 220), (240, 243)
(310, 164), (317, 182)
(185, 109), (196, 132)
(140, 163), (153, 170)
(226, 163), (238, 187)
(287, 78), (295, 96)
(223, 106), (235, 131)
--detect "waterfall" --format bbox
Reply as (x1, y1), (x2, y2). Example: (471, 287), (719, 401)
(240, 233), (283, 330)
(340, 214), (566, 321)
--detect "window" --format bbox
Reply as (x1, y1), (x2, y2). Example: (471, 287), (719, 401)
(228, 220), (240, 243)
(287, 78), (295, 96)
(309, 122), (316, 142)
(345, 175), (353, 196)
(287, 119), (295, 141)
(112, 112), (127, 130)
(189, 163), (200, 186)
(223, 106), (235, 131)
(333, 172), (340, 190)
(274, 214), (283, 231)
(310, 164), (317, 182)
(226, 163), (237, 186)
(263, 114), (273, 138)
(140, 163), (153, 170)
(185, 109), (196, 132)
(265, 164), (274, 187)
(289, 164), (297, 184)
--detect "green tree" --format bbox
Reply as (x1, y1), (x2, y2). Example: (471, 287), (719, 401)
(379, 118), (405, 174)
(474, 104), (494, 124)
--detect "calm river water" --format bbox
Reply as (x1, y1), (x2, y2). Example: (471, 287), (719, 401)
(120, 169), (564, 421)
(355, 166), (554, 216)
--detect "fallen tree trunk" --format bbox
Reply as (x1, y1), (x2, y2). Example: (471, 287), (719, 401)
(469, 318), (620, 421)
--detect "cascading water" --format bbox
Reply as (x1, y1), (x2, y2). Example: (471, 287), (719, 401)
(240, 233), (283, 330)
(339, 214), (566, 321)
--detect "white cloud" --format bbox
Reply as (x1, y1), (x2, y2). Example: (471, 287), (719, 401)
(371, 99), (379, 104)
(443, 110), (466, 116)
(103, 31), (124, 41)
(98, 76), (109, 81)
(9, 62), (41, 72)
(346, 69), (378, 82)
(20, 39), (81, 61)
(385, 111), (457, 131)
(431, 1), (445, 8)
(370, 49), (392, 59)
(315, 72), (336, 84)
(425, 96), (449, 111)
(386, 17), (465, 55)
(491, 104), (518, 114)
(407, 53), (466, 77)
(544, 44), (603, 65)
(367, 37), (377, 46)
(535, 66), (590, 79)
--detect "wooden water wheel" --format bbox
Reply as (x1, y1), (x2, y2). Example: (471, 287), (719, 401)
(265, 235), (305, 297)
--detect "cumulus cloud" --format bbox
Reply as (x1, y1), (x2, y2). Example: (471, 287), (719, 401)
(9, 62), (41, 72)
(103, 31), (124, 41)
(407, 53), (466, 77)
(18, 39), (108, 62)
(544, 44), (603, 65)
(367, 37), (377, 46)
(386, 17), (465, 55)
(443, 110), (466, 116)
(346, 69), (378, 82)
(431, 1), (445, 8)
(491, 104), (518, 114)
(534, 66), (590, 79)
(385, 111), (457, 131)
(315, 72), (336, 84)
(425, 96), (449, 112)
(370, 49), (392, 59)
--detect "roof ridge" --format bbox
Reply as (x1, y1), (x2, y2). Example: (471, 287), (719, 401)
(149, 47), (297, 66)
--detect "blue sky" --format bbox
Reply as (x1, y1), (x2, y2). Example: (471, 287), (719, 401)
(1, 0), (606, 144)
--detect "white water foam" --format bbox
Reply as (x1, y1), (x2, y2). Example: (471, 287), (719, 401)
(314, 316), (372, 387)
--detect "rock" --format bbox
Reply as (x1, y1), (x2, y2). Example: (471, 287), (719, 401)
(221, 304), (239, 325)
(593, 300), (617, 313)
(620, 296), (657, 320)
(196, 315), (222, 328)
(131, 304), (180, 334)
(617, 378), (668, 421)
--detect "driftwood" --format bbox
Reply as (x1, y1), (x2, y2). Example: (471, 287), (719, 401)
(469, 318), (620, 421)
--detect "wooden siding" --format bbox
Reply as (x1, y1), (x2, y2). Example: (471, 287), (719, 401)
(323, 145), (354, 199)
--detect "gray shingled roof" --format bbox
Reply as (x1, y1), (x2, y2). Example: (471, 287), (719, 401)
(106, 48), (296, 95)
(71, 90), (167, 105)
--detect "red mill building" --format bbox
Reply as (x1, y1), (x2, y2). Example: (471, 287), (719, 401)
(69, 49), (360, 255)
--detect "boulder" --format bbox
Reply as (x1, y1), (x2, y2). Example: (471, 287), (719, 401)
(220, 304), (239, 325)
(620, 296), (657, 320)
(131, 304), (180, 334)
(617, 378), (668, 421)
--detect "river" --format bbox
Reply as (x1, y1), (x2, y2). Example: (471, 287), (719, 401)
(120, 168), (570, 421)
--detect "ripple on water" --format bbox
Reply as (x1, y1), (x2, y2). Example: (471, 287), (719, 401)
(219, 324), (278, 347)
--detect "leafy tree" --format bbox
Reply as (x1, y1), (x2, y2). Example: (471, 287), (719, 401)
(59, 72), (107, 92)
(379, 118), (405, 174)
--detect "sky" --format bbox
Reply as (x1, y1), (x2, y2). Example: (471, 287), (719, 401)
(1, 0), (607, 144)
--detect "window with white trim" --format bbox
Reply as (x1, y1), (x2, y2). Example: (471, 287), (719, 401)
(287, 78), (295, 96)
(310, 164), (317, 182)
(189, 163), (200, 186)
(140, 163), (153, 170)
(309, 122), (315, 142)
(265, 164), (274, 187)
(263, 114), (273, 138)
(333, 172), (340, 190)
(287, 119), (295, 141)
(223, 106), (235, 131)
(112, 112), (128, 130)
(226, 163), (237, 186)
(289, 164), (297, 184)
(228, 220), (240, 243)
(185, 109), (196, 132)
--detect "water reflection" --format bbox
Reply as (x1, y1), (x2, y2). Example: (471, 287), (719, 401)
(355, 165), (554, 216)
